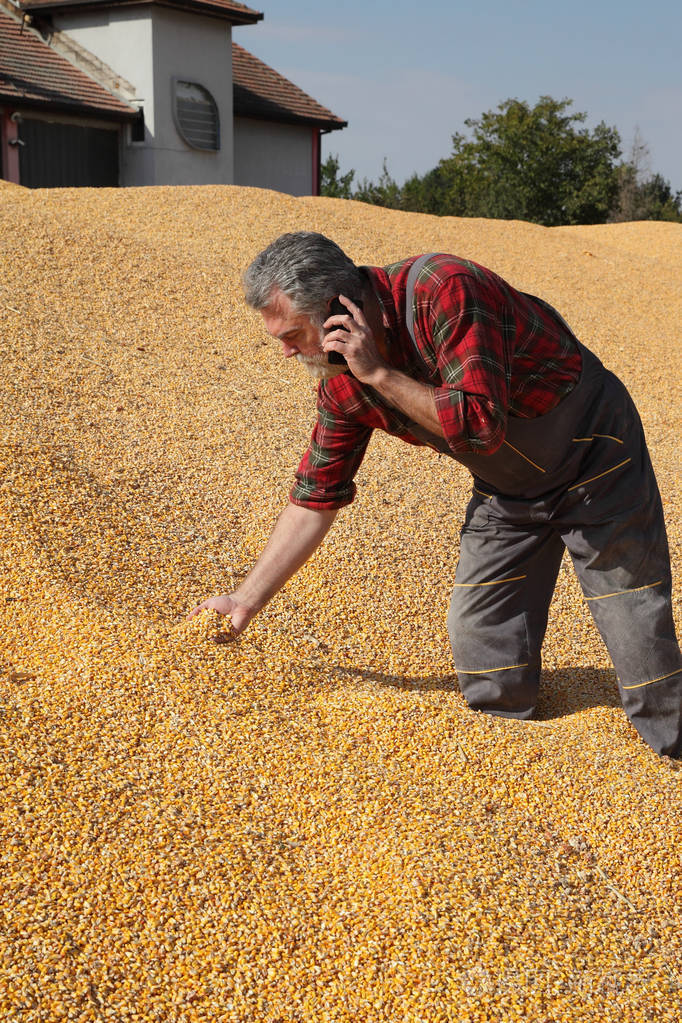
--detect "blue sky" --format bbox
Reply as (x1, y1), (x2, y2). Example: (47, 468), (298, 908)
(235, 0), (682, 194)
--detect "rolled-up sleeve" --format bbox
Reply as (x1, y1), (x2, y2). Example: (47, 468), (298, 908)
(290, 387), (372, 510)
(426, 275), (510, 455)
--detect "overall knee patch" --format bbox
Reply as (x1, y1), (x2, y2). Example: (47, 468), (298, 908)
(448, 595), (539, 718)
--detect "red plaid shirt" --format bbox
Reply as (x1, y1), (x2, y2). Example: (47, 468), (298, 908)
(290, 254), (582, 510)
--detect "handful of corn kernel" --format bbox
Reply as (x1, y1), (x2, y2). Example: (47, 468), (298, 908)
(172, 608), (236, 644)
(213, 616), (237, 644)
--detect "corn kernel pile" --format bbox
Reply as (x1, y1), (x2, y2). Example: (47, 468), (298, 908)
(1, 183), (680, 1023)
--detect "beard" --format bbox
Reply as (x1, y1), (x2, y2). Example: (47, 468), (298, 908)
(295, 329), (348, 381)
(295, 353), (347, 381)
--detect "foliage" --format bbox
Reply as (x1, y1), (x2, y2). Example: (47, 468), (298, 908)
(322, 97), (680, 226)
(320, 153), (356, 200)
(415, 96), (622, 226)
(352, 159), (402, 209)
(637, 175), (682, 221)
(609, 132), (682, 222)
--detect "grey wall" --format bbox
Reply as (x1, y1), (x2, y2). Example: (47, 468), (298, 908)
(150, 6), (233, 185)
(234, 117), (314, 196)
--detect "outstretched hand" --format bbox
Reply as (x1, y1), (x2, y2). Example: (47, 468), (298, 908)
(322, 295), (388, 384)
(186, 592), (255, 636)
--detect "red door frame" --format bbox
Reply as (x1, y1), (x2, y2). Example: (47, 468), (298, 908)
(0, 108), (22, 184)
(311, 127), (320, 196)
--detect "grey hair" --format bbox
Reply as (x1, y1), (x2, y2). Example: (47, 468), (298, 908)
(242, 231), (364, 325)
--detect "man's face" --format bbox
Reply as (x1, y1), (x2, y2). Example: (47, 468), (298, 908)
(260, 288), (346, 381)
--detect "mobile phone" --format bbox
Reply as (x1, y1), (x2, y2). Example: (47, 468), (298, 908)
(326, 296), (363, 365)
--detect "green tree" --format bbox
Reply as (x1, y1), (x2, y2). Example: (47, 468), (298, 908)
(638, 174), (682, 221)
(411, 96), (622, 225)
(320, 153), (356, 199)
(353, 159), (402, 209)
(610, 133), (682, 222)
(401, 166), (450, 214)
(321, 99), (680, 226)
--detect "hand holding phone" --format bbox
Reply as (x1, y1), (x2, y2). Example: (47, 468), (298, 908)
(326, 296), (363, 365)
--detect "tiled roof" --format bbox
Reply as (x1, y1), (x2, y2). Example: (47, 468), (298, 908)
(20, 0), (263, 25)
(1, 5), (344, 131)
(0, 6), (137, 118)
(232, 42), (346, 130)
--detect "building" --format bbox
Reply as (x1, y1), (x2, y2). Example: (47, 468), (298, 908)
(232, 42), (347, 197)
(0, 1), (139, 186)
(0, 0), (346, 192)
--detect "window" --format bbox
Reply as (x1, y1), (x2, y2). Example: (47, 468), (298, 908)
(130, 107), (145, 144)
(172, 80), (220, 151)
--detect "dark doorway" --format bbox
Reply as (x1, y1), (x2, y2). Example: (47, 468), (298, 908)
(19, 118), (119, 187)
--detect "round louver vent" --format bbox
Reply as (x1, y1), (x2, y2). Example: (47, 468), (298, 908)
(173, 80), (220, 151)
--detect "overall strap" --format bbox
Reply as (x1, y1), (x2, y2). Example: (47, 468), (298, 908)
(405, 253), (438, 352)
(520, 291), (577, 338)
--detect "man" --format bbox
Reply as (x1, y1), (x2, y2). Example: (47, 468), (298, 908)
(190, 231), (682, 758)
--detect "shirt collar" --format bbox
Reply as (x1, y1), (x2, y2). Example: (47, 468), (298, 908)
(361, 265), (398, 348)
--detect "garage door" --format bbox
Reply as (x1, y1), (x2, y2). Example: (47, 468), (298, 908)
(19, 119), (119, 188)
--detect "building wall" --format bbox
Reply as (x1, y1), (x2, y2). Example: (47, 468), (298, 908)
(234, 117), (313, 195)
(53, 7), (233, 186)
(52, 8), (153, 185)
(150, 6), (233, 185)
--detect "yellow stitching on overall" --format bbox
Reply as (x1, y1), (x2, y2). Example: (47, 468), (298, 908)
(586, 580), (663, 602)
(452, 575), (527, 588)
(567, 457), (632, 492)
(502, 441), (546, 473)
(455, 662), (530, 675)
(622, 667), (682, 690)
(572, 434), (624, 444)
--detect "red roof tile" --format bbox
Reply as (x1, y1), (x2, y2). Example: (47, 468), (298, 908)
(0, 7), (137, 118)
(232, 42), (346, 130)
(20, 0), (263, 25)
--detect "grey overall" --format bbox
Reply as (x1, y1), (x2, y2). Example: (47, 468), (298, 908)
(404, 257), (682, 756)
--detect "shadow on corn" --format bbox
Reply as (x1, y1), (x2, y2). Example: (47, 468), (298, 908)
(331, 664), (621, 716)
